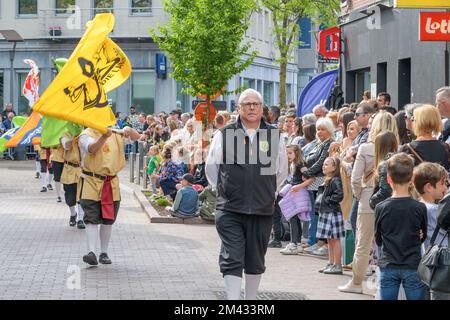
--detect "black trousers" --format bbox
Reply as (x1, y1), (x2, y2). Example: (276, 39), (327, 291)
(215, 210), (272, 277)
(271, 196), (283, 241)
(63, 183), (77, 207)
(40, 160), (53, 174)
(52, 161), (64, 182)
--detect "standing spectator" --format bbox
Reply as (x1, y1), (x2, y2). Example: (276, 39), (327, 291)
(395, 110), (411, 145)
(283, 112), (297, 145)
(377, 92), (391, 108)
(206, 88), (288, 300)
(413, 162), (450, 300)
(2, 103), (16, 122)
(2, 112), (14, 130)
(339, 111), (399, 294)
(291, 117), (306, 147)
(268, 106), (280, 126)
(375, 153), (427, 300)
(180, 113), (191, 126)
(369, 131), (398, 210)
(127, 106), (139, 129)
(313, 104), (328, 119)
(115, 112), (123, 129)
(362, 90), (371, 102)
(436, 87), (450, 118)
(400, 105), (450, 170)
(145, 146), (162, 194)
(152, 125), (170, 146)
(136, 113), (146, 133)
(169, 109), (184, 128)
(316, 157), (345, 275)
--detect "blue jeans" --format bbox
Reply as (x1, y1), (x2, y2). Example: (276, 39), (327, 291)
(379, 268), (426, 300)
(350, 199), (359, 241)
(307, 191), (318, 245)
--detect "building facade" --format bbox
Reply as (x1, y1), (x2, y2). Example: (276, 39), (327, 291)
(340, 0), (449, 108)
(0, 0), (297, 116)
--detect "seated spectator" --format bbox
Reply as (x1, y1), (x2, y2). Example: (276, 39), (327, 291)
(192, 148), (208, 188)
(145, 146), (162, 194)
(198, 185), (216, 221)
(154, 148), (184, 199)
(167, 173), (199, 218)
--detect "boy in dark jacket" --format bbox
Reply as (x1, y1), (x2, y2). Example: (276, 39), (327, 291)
(375, 153), (427, 300)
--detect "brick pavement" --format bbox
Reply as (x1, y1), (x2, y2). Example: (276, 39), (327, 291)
(0, 160), (373, 300)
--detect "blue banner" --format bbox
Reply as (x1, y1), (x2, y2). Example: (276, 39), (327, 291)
(297, 69), (339, 117)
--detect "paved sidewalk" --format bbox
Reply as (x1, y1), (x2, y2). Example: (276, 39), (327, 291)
(0, 160), (373, 300)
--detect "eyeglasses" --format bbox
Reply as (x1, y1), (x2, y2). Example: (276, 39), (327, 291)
(240, 102), (262, 109)
(354, 112), (367, 117)
(404, 114), (415, 121)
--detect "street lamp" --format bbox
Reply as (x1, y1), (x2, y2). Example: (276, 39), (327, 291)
(0, 30), (24, 110)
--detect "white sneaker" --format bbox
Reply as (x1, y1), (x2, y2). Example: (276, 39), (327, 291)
(304, 243), (319, 253)
(280, 243), (299, 255)
(338, 280), (363, 294)
(312, 245), (329, 256)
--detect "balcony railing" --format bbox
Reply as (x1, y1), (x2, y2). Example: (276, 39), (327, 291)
(35, 7), (166, 39)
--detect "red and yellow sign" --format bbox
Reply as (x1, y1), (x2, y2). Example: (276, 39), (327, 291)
(420, 12), (450, 41)
(396, 0), (450, 8)
(318, 27), (340, 60)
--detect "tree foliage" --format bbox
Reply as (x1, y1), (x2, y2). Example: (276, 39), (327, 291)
(261, 0), (340, 108)
(149, 0), (258, 100)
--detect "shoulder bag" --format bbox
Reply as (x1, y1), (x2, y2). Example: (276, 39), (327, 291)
(417, 226), (450, 293)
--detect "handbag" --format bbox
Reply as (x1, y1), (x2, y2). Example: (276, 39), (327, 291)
(417, 226), (450, 293)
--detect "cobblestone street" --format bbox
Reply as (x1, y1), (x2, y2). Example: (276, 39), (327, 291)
(0, 161), (372, 300)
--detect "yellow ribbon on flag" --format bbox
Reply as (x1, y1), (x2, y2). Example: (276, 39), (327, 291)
(33, 13), (132, 134)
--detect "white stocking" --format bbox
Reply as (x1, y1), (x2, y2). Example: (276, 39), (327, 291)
(244, 274), (262, 300)
(224, 275), (242, 300)
(100, 224), (112, 254)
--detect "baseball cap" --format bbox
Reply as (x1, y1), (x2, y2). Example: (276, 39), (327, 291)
(182, 173), (195, 184)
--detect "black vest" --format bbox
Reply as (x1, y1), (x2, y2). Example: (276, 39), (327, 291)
(216, 118), (278, 216)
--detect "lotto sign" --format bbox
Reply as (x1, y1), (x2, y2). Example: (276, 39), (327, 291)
(396, 0), (450, 8)
(419, 12), (450, 41)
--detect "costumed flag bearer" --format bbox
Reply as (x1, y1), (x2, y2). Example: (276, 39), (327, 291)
(79, 126), (140, 265)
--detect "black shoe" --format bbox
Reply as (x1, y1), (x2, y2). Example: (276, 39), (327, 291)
(69, 216), (76, 227)
(47, 184), (53, 191)
(40, 187), (47, 192)
(99, 253), (112, 264)
(57, 196), (62, 203)
(35, 172), (40, 179)
(77, 220), (85, 229)
(267, 239), (282, 248)
(83, 252), (98, 266)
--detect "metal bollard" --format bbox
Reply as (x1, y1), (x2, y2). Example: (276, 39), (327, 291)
(136, 153), (141, 185)
(143, 155), (148, 189)
(129, 152), (135, 183)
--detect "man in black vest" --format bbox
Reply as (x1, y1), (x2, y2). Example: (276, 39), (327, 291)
(206, 89), (288, 300)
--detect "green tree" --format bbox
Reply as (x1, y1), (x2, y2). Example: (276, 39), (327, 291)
(150, 0), (258, 129)
(261, 0), (339, 108)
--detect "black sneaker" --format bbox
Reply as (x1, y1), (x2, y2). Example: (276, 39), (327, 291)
(57, 196), (62, 203)
(47, 184), (53, 191)
(99, 253), (112, 265)
(69, 216), (76, 227)
(77, 220), (85, 229)
(83, 252), (98, 266)
(40, 187), (47, 192)
(267, 239), (282, 248)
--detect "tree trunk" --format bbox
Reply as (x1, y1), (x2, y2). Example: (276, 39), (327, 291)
(279, 61), (287, 109)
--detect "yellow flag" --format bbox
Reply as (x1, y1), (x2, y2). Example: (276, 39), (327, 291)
(33, 13), (132, 134)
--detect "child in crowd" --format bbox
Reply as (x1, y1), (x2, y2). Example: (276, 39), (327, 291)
(280, 145), (313, 255)
(413, 162), (449, 249)
(413, 162), (450, 300)
(315, 157), (345, 274)
(145, 146), (162, 194)
(167, 173), (199, 218)
(375, 153), (427, 300)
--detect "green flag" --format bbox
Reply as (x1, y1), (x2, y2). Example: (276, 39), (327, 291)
(40, 117), (83, 148)
(12, 116), (27, 127)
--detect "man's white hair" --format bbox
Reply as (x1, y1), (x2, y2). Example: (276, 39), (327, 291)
(436, 87), (450, 102)
(302, 113), (317, 126)
(313, 104), (328, 113)
(238, 88), (263, 105)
